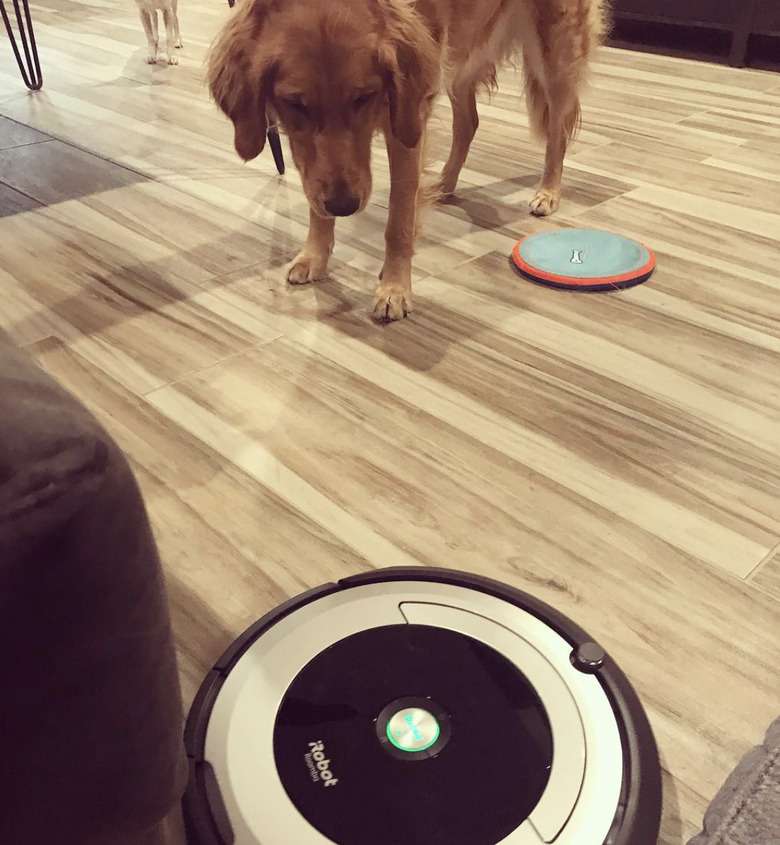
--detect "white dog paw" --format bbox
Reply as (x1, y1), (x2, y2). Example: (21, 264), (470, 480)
(174, 39), (183, 48)
(167, 54), (179, 65)
(147, 55), (157, 64)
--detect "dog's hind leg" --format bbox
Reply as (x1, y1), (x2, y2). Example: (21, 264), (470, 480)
(525, 0), (601, 216)
(436, 79), (479, 198)
(526, 63), (580, 216)
(162, 7), (178, 64)
(139, 9), (158, 64)
(171, 0), (183, 48)
(151, 10), (160, 54)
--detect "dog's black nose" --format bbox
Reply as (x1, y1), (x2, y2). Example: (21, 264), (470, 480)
(324, 194), (360, 217)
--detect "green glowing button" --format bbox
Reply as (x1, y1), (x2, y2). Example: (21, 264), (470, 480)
(386, 707), (440, 752)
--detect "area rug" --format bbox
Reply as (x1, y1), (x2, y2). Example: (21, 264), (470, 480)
(687, 716), (780, 845)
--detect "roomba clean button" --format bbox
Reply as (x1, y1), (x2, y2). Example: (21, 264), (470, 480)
(388, 707), (438, 750)
(375, 696), (452, 760)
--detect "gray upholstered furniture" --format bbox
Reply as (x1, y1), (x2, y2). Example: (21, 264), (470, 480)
(688, 716), (780, 845)
(0, 328), (186, 844)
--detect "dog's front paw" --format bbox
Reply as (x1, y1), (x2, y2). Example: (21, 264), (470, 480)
(372, 282), (413, 322)
(174, 38), (183, 48)
(167, 54), (179, 65)
(530, 188), (560, 217)
(146, 54), (157, 64)
(286, 251), (329, 285)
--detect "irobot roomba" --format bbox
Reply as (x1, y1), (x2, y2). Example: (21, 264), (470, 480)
(183, 568), (662, 845)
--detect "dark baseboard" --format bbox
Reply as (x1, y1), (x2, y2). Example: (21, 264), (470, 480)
(608, 14), (780, 71)
(748, 33), (780, 71)
(609, 17), (733, 64)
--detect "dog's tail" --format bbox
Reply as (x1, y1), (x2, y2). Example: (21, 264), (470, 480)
(522, 0), (608, 145)
(413, 124), (441, 241)
(523, 68), (550, 142)
(524, 68), (583, 145)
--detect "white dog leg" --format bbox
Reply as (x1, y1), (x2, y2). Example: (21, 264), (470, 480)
(171, 0), (183, 48)
(162, 7), (178, 64)
(139, 9), (158, 63)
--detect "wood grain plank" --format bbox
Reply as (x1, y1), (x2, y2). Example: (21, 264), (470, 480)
(751, 546), (780, 604)
(27, 338), (372, 700)
(168, 266), (778, 574)
(568, 140), (780, 209)
(0, 115), (49, 150)
(0, 183), (40, 217)
(0, 139), (147, 205)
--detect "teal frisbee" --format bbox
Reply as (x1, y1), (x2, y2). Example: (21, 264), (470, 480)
(511, 228), (656, 291)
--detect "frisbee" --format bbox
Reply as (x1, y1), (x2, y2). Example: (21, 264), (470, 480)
(511, 228), (656, 291)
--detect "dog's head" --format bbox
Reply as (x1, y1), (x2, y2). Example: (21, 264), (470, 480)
(207, 0), (439, 218)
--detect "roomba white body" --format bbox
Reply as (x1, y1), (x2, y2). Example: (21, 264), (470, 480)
(183, 568), (662, 845)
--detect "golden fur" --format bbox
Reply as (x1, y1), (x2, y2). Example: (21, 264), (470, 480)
(208, 0), (608, 320)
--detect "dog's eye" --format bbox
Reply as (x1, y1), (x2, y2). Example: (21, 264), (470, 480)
(353, 91), (376, 109)
(283, 98), (310, 118)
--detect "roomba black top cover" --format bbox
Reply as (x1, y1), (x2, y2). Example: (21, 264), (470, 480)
(183, 568), (662, 845)
(274, 625), (553, 845)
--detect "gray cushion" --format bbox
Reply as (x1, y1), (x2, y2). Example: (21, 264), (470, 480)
(0, 329), (186, 845)
(688, 717), (780, 845)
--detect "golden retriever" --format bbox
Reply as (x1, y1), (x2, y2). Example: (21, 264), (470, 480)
(208, 0), (607, 320)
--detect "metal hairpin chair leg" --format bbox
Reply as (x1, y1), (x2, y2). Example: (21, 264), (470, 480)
(1, 0), (42, 90)
(225, 0), (284, 174)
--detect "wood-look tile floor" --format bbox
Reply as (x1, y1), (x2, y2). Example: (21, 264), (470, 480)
(2, 3), (780, 842)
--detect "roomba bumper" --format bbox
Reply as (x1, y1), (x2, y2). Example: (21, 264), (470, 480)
(183, 567), (662, 845)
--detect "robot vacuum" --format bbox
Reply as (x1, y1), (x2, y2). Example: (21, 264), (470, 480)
(183, 568), (662, 845)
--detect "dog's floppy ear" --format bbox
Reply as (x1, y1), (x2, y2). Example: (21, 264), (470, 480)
(377, 0), (439, 149)
(207, 1), (278, 161)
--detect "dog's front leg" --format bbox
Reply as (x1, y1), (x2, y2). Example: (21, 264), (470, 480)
(139, 9), (158, 64)
(171, 0), (183, 48)
(286, 209), (335, 285)
(373, 132), (422, 321)
(162, 8), (179, 64)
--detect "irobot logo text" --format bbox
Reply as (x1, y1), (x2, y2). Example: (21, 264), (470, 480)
(305, 742), (339, 787)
